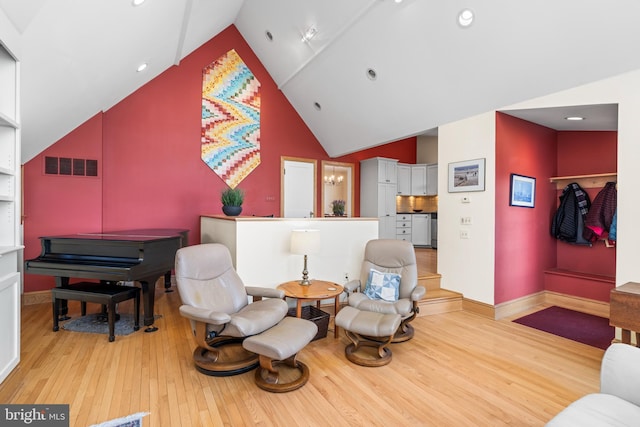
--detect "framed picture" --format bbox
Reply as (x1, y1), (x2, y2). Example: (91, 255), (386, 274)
(509, 173), (536, 208)
(448, 158), (485, 192)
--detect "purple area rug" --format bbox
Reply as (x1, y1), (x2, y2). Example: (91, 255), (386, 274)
(513, 306), (614, 350)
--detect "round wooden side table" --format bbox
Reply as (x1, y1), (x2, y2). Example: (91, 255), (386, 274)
(277, 280), (344, 338)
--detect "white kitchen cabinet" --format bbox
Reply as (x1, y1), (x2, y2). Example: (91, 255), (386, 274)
(396, 214), (412, 242)
(360, 158), (398, 239)
(411, 214), (431, 246)
(411, 164), (427, 195)
(397, 163), (410, 195)
(0, 40), (21, 385)
(377, 158), (397, 184)
(376, 182), (397, 239)
(379, 183), (397, 216)
(426, 164), (438, 196)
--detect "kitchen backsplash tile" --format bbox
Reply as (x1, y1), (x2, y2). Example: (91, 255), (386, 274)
(396, 195), (438, 213)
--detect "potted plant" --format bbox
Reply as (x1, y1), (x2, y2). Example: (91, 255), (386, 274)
(221, 187), (244, 216)
(331, 199), (346, 216)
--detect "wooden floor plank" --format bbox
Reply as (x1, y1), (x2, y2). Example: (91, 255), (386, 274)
(1, 268), (604, 426)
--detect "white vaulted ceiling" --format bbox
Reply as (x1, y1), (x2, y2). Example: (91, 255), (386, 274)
(1, 0), (637, 162)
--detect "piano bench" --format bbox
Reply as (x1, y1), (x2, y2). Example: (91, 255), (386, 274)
(52, 282), (140, 342)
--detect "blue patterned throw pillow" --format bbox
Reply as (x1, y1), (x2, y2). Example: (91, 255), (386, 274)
(364, 269), (401, 302)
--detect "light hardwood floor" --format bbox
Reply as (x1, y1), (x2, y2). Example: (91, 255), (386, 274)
(1, 274), (603, 427)
(415, 247), (437, 274)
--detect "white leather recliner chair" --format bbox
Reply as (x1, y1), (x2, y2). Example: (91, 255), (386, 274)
(175, 243), (288, 376)
(344, 239), (426, 342)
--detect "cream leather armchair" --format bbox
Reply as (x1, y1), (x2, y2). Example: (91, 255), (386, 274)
(344, 239), (426, 342)
(175, 243), (288, 376)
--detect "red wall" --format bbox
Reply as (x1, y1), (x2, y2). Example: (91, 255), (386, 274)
(23, 114), (105, 291)
(495, 113), (557, 304)
(556, 131), (617, 176)
(22, 25), (416, 292)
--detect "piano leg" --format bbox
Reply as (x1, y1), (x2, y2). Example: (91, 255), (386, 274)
(139, 277), (159, 332)
(54, 277), (71, 320)
(164, 270), (174, 293)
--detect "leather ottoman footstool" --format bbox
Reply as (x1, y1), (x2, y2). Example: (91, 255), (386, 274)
(334, 305), (401, 367)
(242, 316), (317, 392)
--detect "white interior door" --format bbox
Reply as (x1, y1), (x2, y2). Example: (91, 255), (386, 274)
(282, 158), (316, 217)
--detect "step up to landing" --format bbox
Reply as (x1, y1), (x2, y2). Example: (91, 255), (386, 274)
(418, 288), (463, 316)
(418, 273), (442, 291)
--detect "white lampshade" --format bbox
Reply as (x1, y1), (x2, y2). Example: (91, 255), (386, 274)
(290, 229), (320, 255)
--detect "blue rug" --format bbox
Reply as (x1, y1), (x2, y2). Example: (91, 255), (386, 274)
(62, 313), (140, 336)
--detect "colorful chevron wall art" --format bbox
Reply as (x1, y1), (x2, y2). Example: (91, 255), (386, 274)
(201, 49), (261, 188)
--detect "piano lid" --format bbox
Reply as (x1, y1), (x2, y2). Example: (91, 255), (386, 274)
(27, 229), (187, 282)
(40, 229), (189, 243)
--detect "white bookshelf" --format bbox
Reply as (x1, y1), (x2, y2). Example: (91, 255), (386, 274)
(0, 39), (21, 385)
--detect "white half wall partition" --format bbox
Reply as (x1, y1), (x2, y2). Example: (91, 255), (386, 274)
(200, 215), (379, 299)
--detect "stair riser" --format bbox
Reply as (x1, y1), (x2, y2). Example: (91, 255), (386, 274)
(418, 298), (463, 316)
(419, 276), (441, 291)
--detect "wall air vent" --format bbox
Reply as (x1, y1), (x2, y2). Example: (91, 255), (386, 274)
(44, 157), (98, 177)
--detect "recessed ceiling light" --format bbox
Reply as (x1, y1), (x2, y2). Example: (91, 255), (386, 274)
(265, 30), (273, 42)
(132, 0), (146, 6)
(366, 68), (377, 81)
(565, 116), (585, 121)
(136, 63), (148, 72)
(458, 9), (474, 27)
(313, 102), (322, 111)
(301, 26), (318, 43)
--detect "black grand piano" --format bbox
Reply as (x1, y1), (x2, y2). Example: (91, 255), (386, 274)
(25, 229), (188, 332)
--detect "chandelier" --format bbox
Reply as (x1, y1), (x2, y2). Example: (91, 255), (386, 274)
(324, 174), (343, 186)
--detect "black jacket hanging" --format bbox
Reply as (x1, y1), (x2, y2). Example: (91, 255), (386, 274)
(551, 182), (591, 245)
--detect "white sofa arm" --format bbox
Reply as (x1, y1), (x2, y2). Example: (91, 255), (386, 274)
(601, 343), (640, 406)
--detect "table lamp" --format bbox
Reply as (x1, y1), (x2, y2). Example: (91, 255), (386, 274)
(290, 229), (320, 286)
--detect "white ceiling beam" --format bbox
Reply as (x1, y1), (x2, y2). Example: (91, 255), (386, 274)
(173, 0), (194, 65)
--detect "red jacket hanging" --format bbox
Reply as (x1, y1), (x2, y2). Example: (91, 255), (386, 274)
(583, 182), (617, 242)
